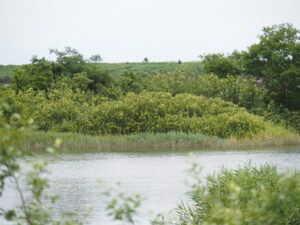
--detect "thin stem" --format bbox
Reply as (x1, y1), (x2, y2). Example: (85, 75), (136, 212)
(11, 174), (33, 225)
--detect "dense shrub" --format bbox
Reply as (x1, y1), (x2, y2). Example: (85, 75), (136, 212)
(145, 71), (269, 114)
(194, 74), (269, 114)
(115, 71), (145, 94)
(89, 92), (266, 138)
(3, 89), (268, 138)
(4, 88), (105, 133)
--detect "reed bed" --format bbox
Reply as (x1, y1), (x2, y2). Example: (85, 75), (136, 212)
(24, 130), (300, 152)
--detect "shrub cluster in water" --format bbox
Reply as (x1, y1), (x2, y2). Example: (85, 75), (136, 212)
(4, 88), (267, 138)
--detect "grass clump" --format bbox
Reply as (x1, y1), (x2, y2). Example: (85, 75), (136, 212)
(179, 163), (300, 225)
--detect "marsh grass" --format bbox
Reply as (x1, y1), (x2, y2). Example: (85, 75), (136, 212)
(178, 163), (300, 225)
(24, 131), (230, 151)
(235, 123), (300, 148)
(24, 130), (300, 152)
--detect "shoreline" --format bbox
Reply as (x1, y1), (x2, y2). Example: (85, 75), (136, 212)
(24, 130), (300, 152)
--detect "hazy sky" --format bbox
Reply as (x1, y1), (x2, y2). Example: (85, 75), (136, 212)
(0, 0), (299, 64)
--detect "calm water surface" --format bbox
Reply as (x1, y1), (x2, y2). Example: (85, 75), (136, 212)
(1, 147), (300, 224)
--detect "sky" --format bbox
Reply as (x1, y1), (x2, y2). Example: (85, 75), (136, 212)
(0, 0), (299, 64)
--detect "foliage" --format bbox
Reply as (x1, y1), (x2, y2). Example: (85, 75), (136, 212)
(2, 23), (300, 134)
(3, 87), (269, 138)
(85, 64), (112, 93)
(1, 23), (300, 225)
(101, 182), (142, 224)
(0, 103), (83, 225)
(145, 67), (197, 95)
(194, 74), (269, 114)
(236, 23), (300, 110)
(178, 163), (300, 225)
(12, 57), (55, 91)
(12, 47), (112, 94)
(4, 87), (100, 133)
(115, 71), (144, 94)
(49, 47), (88, 77)
(90, 92), (266, 138)
(258, 103), (300, 133)
(146, 71), (269, 114)
(57, 72), (93, 91)
(144, 66), (300, 132)
(101, 181), (173, 225)
(200, 53), (240, 77)
(0, 102), (24, 198)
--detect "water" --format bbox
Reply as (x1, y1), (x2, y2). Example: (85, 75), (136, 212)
(1, 147), (300, 224)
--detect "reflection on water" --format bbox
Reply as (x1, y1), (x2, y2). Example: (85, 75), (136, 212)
(1, 147), (300, 225)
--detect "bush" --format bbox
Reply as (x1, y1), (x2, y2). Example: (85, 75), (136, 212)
(4, 89), (268, 138)
(5, 88), (105, 133)
(145, 72), (269, 114)
(89, 92), (266, 138)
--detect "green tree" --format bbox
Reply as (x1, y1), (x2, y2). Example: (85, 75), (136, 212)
(12, 47), (112, 93)
(12, 57), (54, 91)
(50, 47), (87, 77)
(239, 23), (300, 110)
(200, 53), (240, 78)
(86, 64), (112, 92)
(89, 54), (103, 63)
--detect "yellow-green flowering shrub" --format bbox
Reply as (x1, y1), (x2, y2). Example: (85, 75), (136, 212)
(5, 88), (105, 133)
(5, 89), (267, 138)
(90, 92), (266, 138)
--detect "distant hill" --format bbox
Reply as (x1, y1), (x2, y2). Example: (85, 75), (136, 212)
(99, 62), (203, 76)
(0, 62), (203, 79)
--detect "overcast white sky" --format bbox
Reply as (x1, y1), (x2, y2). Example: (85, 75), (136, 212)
(0, 0), (299, 64)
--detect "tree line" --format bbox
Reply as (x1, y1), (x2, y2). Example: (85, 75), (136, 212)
(0, 23), (299, 133)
